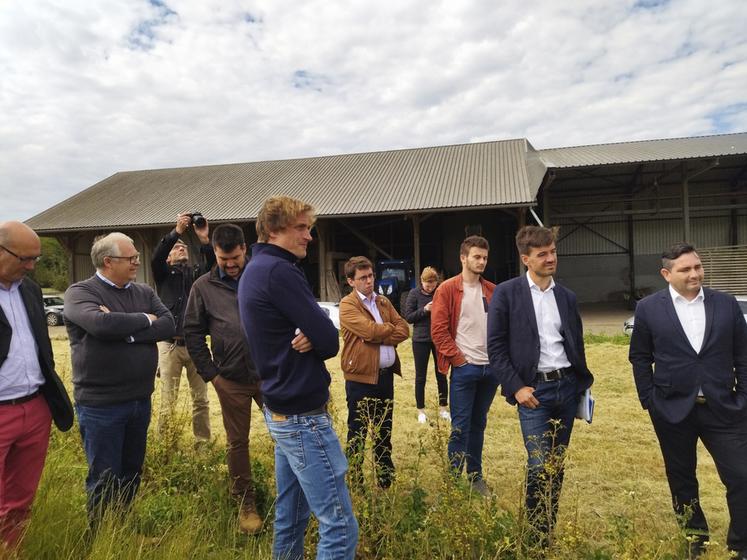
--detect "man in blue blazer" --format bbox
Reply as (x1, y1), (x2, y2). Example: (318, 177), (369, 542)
(630, 242), (747, 559)
(488, 225), (593, 543)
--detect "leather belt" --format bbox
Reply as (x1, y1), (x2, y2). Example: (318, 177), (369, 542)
(695, 395), (707, 405)
(167, 338), (187, 347)
(268, 404), (328, 422)
(536, 368), (571, 383)
(379, 367), (393, 375)
(0, 390), (40, 406)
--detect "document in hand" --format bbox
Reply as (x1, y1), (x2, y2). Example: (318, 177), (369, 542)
(576, 388), (594, 424)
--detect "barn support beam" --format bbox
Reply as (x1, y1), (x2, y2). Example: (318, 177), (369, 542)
(316, 220), (329, 301)
(339, 219), (393, 260)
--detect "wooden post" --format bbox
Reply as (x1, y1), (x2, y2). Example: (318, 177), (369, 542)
(517, 208), (527, 275)
(682, 163), (691, 242)
(316, 220), (328, 301)
(412, 215), (421, 281)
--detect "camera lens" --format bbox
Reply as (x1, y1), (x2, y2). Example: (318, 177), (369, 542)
(191, 212), (206, 228)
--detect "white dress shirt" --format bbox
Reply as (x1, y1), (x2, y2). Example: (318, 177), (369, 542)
(669, 284), (706, 397)
(357, 291), (396, 369)
(527, 275), (571, 373)
(668, 284), (705, 354)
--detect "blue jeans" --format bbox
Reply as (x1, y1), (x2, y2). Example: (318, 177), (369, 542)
(263, 407), (358, 560)
(76, 398), (151, 528)
(518, 374), (579, 534)
(448, 363), (498, 479)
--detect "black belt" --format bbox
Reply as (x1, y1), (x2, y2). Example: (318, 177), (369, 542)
(268, 404), (328, 422)
(695, 395), (707, 405)
(167, 338), (186, 347)
(0, 390), (40, 406)
(536, 368), (571, 383)
(379, 367), (393, 375)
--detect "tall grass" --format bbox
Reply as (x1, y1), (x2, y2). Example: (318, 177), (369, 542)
(13, 339), (734, 559)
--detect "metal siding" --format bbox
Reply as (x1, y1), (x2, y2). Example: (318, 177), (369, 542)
(539, 132), (747, 168)
(633, 217), (684, 254)
(555, 220), (628, 255)
(699, 246), (747, 295)
(28, 138), (542, 232)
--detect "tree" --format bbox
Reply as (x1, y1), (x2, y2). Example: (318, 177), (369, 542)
(30, 237), (69, 292)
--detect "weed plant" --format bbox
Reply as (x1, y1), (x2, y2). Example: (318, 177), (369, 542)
(10, 339), (734, 559)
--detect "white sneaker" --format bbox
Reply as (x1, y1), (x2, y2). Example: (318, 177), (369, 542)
(417, 412), (428, 424)
(439, 409), (451, 422)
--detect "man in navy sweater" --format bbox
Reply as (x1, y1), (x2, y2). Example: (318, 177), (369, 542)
(239, 196), (357, 560)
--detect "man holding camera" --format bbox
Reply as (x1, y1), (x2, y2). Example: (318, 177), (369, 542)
(151, 212), (214, 445)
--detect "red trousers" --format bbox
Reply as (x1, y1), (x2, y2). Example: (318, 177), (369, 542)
(0, 394), (52, 546)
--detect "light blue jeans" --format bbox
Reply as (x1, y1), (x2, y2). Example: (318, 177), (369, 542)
(263, 407), (358, 560)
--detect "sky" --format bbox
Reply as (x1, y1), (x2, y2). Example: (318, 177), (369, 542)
(1, 0), (745, 222)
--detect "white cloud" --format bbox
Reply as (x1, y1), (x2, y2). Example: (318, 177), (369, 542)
(1, 0), (745, 221)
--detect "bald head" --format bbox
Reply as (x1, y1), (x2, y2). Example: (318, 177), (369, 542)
(0, 221), (42, 288)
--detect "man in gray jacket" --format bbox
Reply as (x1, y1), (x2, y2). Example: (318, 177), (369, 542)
(183, 224), (263, 535)
(64, 232), (174, 529)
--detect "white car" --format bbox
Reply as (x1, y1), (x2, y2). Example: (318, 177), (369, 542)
(317, 301), (340, 330)
(623, 295), (747, 336)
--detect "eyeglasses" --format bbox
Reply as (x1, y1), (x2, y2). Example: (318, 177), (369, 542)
(106, 254), (141, 265)
(0, 244), (42, 264)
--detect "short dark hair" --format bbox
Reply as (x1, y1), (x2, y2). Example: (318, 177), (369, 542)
(460, 235), (489, 256)
(344, 256), (373, 279)
(212, 224), (245, 252)
(661, 242), (697, 270)
(515, 226), (556, 256)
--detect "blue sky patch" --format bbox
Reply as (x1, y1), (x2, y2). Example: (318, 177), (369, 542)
(127, 0), (178, 50)
(633, 0), (669, 9)
(292, 70), (328, 92)
(708, 103), (747, 133)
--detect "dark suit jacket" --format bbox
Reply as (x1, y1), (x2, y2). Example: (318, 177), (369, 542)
(487, 274), (594, 405)
(629, 287), (747, 424)
(0, 277), (74, 431)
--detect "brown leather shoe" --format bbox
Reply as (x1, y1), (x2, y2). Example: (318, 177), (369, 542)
(239, 504), (263, 535)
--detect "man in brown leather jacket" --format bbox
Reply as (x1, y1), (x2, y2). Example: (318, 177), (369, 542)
(339, 256), (409, 489)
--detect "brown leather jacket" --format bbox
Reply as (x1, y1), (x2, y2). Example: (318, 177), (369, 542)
(430, 274), (496, 375)
(339, 291), (410, 385)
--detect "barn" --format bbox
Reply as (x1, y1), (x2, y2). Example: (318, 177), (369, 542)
(26, 132), (747, 303)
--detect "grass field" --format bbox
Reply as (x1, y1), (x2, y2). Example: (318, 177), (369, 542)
(15, 334), (733, 559)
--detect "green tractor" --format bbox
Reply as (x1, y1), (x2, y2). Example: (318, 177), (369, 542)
(375, 259), (416, 313)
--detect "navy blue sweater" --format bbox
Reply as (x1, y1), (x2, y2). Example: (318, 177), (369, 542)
(238, 243), (339, 415)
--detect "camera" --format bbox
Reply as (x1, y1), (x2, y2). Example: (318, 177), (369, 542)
(188, 211), (206, 228)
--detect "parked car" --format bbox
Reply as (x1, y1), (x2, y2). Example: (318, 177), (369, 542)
(623, 295), (747, 336)
(317, 301), (340, 330)
(42, 294), (65, 326)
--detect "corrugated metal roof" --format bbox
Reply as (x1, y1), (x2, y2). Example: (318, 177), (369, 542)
(538, 132), (747, 168)
(27, 138), (541, 232)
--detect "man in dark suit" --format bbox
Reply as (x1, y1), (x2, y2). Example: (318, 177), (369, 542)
(487, 225), (593, 542)
(0, 221), (74, 547)
(629, 242), (747, 559)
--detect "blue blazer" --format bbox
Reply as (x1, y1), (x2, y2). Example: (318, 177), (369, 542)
(629, 287), (747, 424)
(487, 274), (593, 404)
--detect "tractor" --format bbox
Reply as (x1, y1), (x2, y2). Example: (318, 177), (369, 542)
(375, 259), (416, 313)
